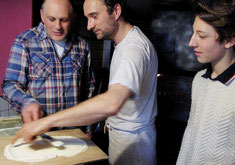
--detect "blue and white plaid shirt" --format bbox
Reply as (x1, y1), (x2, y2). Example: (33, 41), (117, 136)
(2, 22), (95, 114)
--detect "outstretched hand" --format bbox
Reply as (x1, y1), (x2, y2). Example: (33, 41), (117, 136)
(12, 117), (50, 144)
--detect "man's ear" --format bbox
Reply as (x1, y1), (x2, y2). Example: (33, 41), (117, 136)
(113, 3), (121, 21)
(40, 9), (45, 23)
(225, 37), (235, 48)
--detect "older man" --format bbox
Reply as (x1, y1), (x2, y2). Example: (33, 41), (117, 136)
(2, 0), (95, 125)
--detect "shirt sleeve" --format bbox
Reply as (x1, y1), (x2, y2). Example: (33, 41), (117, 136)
(80, 40), (95, 100)
(1, 37), (39, 113)
(109, 46), (147, 99)
(86, 43), (95, 98)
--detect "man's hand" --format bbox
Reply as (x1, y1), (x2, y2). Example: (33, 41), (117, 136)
(21, 103), (44, 123)
(12, 117), (50, 144)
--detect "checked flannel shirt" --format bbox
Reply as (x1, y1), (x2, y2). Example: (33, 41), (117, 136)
(2, 22), (95, 115)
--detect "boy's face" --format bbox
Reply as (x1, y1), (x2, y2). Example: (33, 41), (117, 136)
(189, 16), (226, 64)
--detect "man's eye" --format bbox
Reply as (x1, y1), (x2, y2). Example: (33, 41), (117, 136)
(91, 14), (97, 19)
(48, 18), (55, 21)
(60, 18), (69, 22)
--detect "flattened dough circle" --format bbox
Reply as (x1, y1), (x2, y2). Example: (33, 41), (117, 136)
(4, 136), (88, 162)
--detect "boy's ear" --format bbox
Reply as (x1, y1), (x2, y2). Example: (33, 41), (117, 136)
(225, 37), (235, 48)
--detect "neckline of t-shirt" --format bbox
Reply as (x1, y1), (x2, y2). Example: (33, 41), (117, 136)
(115, 26), (137, 49)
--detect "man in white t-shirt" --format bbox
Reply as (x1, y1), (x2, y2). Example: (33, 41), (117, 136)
(106, 25), (158, 164)
(13, 0), (158, 164)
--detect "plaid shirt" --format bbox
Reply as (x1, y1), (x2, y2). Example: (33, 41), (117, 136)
(2, 22), (95, 114)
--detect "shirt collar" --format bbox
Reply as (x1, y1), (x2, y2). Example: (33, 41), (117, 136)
(36, 22), (48, 40)
(202, 62), (235, 85)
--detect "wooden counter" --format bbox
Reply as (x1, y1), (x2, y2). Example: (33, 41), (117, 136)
(0, 129), (108, 165)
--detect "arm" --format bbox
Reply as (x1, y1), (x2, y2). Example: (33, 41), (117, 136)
(12, 83), (132, 143)
(2, 37), (44, 122)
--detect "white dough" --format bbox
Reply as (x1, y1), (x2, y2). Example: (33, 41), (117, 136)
(4, 136), (88, 163)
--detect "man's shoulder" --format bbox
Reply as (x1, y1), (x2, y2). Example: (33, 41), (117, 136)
(15, 23), (44, 42)
(121, 36), (154, 54)
(15, 28), (40, 42)
(125, 27), (153, 47)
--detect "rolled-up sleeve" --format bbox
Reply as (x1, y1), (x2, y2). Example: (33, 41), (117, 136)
(2, 38), (38, 113)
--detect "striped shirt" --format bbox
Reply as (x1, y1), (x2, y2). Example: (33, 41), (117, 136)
(2, 22), (95, 114)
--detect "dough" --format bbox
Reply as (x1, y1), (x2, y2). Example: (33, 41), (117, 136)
(4, 136), (88, 162)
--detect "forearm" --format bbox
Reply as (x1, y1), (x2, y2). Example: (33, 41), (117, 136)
(44, 84), (131, 129)
(2, 80), (39, 111)
(12, 84), (131, 143)
(46, 92), (114, 128)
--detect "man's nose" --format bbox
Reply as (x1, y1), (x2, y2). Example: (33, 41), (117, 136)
(87, 19), (94, 31)
(55, 20), (62, 29)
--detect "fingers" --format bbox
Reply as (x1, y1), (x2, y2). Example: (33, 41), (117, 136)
(24, 134), (37, 143)
(11, 122), (38, 144)
(12, 114), (50, 145)
(29, 109), (44, 121)
(22, 108), (34, 123)
(21, 103), (43, 123)
(11, 131), (21, 144)
(32, 110), (40, 121)
(40, 110), (44, 118)
(22, 113), (32, 123)
(12, 129), (37, 144)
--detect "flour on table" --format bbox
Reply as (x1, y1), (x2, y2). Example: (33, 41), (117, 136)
(4, 136), (88, 162)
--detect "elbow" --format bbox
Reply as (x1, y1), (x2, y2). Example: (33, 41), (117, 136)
(101, 87), (130, 117)
(105, 103), (121, 116)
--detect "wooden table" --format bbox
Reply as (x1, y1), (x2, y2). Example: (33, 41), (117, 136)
(0, 129), (108, 165)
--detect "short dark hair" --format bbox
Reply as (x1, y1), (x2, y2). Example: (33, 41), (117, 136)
(192, 0), (235, 51)
(100, 0), (131, 22)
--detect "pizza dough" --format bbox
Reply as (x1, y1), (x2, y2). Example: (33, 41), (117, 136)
(4, 136), (88, 163)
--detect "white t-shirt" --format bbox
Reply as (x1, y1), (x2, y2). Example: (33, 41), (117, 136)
(106, 26), (158, 131)
(53, 39), (67, 59)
